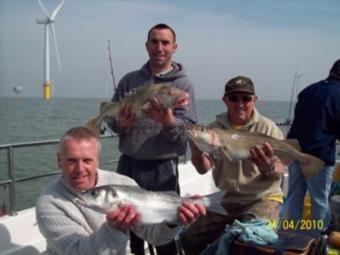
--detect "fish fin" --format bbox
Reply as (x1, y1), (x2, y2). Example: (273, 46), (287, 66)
(100, 101), (119, 119)
(100, 102), (112, 112)
(141, 101), (152, 111)
(85, 117), (101, 137)
(285, 139), (301, 151)
(201, 191), (228, 216)
(298, 153), (324, 178)
(279, 156), (294, 166)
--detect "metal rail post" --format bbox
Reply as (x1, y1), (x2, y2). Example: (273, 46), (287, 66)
(7, 146), (17, 215)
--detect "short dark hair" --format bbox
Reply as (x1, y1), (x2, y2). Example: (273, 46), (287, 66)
(330, 59), (340, 79)
(58, 126), (101, 154)
(147, 23), (176, 42)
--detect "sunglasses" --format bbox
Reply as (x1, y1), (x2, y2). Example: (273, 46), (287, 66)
(226, 94), (253, 103)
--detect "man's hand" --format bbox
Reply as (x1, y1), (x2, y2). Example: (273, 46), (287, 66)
(189, 140), (203, 156)
(177, 201), (206, 225)
(143, 99), (175, 126)
(250, 142), (274, 169)
(117, 103), (135, 133)
(106, 205), (140, 233)
(250, 142), (285, 176)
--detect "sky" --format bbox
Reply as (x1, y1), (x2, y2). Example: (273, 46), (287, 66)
(1, 0), (340, 100)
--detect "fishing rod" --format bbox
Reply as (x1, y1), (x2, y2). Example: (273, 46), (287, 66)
(107, 39), (117, 91)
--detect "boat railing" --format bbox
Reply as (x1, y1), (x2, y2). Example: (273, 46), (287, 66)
(0, 134), (189, 217)
(0, 134), (119, 216)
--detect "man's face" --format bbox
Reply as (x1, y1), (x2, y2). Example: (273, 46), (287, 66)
(223, 92), (257, 126)
(145, 28), (177, 70)
(58, 138), (99, 191)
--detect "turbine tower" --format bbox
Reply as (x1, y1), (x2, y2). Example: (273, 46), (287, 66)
(36, 0), (64, 100)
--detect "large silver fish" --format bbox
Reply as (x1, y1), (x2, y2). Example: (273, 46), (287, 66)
(187, 126), (324, 179)
(85, 83), (189, 136)
(77, 184), (226, 225)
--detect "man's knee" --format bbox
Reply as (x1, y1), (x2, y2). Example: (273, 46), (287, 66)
(181, 214), (229, 255)
(181, 232), (206, 255)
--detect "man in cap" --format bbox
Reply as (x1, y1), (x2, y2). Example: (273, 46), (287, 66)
(181, 75), (286, 254)
(285, 59), (340, 230)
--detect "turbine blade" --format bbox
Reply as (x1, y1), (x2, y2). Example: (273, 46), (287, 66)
(38, 0), (52, 19)
(49, 23), (62, 75)
(51, 0), (65, 20)
(35, 18), (48, 24)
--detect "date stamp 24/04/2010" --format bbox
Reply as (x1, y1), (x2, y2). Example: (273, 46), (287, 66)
(269, 219), (324, 231)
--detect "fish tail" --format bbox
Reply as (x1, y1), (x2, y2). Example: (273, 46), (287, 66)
(299, 153), (324, 179)
(85, 117), (101, 137)
(201, 191), (228, 216)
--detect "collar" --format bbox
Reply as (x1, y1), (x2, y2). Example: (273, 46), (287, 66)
(153, 65), (174, 77)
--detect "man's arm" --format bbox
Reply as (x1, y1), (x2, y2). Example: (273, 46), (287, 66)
(36, 201), (129, 255)
(110, 78), (136, 135)
(190, 141), (213, 174)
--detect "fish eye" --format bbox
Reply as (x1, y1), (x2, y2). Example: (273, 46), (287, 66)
(91, 190), (97, 196)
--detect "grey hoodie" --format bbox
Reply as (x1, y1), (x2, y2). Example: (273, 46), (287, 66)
(111, 61), (197, 160)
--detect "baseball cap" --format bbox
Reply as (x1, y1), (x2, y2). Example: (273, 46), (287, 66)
(224, 76), (255, 95)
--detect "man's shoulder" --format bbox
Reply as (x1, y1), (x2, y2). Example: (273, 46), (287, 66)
(302, 78), (337, 92)
(36, 178), (63, 207)
(256, 113), (277, 126)
(298, 78), (340, 101)
(97, 169), (137, 186)
(211, 112), (228, 128)
(253, 112), (284, 139)
(120, 69), (144, 83)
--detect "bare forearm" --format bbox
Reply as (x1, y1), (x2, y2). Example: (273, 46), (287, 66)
(191, 153), (212, 174)
(189, 141), (212, 174)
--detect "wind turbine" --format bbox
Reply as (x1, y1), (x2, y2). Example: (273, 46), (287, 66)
(36, 0), (64, 100)
(12, 86), (23, 96)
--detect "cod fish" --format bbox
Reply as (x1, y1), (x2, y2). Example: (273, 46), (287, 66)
(85, 83), (189, 136)
(187, 126), (324, 179)
(77, 184), (226, 225)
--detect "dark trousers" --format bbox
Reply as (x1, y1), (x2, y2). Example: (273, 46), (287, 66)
(181, 200), (281, 255)
(117, 155), (180, 255)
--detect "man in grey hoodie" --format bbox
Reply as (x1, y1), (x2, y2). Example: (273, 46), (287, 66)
(110, 23), (197, 255)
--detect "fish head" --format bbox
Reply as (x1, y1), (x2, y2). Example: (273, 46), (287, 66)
(186, 125), (221, 153)
(80, 186), (120, 213)
(143, 84), (189, 111)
